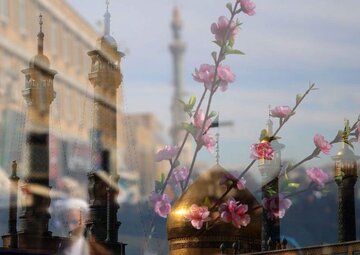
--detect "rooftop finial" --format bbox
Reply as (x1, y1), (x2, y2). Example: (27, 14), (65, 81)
(172, 6), (182, 39)
(104, 0), (111, 35)
(39, 14), (43, 33)
(11, 161), (17, 177)
(37, 13), (44, 54)
(216, 132), (220, 165)
(266, 105), (273, 136)
(342, 118), (350, 143)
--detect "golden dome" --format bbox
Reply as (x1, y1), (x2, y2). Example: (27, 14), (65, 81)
(167, 164), (262, 255)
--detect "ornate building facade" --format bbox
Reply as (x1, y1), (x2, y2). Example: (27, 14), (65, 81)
(0, 0), (122, 196)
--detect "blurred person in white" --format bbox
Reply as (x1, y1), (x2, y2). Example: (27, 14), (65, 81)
(54, 198), (110, 255)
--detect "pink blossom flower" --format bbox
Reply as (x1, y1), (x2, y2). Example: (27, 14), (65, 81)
(220, 172), (246, 190)
(211, 16), (238, 43)
(193, 110), (212, 131)
(193, 64), (215, 90)
(306, 167), (329, 188)
(155, 145), (179, 162)
(313, 134), (332, 155)
(184, 204), (211, 229)
(236, 177), (246, 190)
(193, 64), (235, 92)
(149, 192), (171, 218)
(219, 198), (251, 228)
(217, 64), (236, 91)
(250, 142), (274, 160)
(270, 106), (292, 118)
(201, 133), (216, 152)
(239, 0), (256, 16)
(169, 166), (189, 185)
(262, 194), (292, 220)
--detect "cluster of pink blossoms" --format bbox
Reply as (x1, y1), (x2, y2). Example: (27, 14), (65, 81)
(184, 204), (211, 229)
(262, 194), (292, 220)
(193, 110), (216, 152)
(219, 198), (251, 228)
(149, 192), (171, 218)
(270, 106), (292, 118)
(306, 167), (329, 189)
(168, 166), (189, 186)
(155, 145), (179, 162)
(193, 64), (235, 92)
(250, 142), (275, 160)
(313, 134), (332, 154)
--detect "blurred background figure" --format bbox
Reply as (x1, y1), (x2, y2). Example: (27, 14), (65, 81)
(53, 197), (111, 255)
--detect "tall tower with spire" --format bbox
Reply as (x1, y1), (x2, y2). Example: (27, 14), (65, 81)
(169, 7), (192, 164)
(332, 122), (359, 242)
(259, 117), (285, 251)
(86, 1), (126, 254)
(2, 14), (63, 251)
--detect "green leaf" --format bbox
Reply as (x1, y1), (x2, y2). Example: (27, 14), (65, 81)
(178, 99), (187, 109)
(211, 51), (217, 62)
(161, 173), (165, 183)
(208, 111), (218, 119)
(182, 122), (197, 136)
(226, 2), (233, 13)
(188, 96), (196, 108)
(225, 47), (244, 55)
(309, 83), (318, 90)
(288, 182), (300, 189)
(265, 187), (277, 196)
(203, 197), (212, 208)
(173, 160), (180, 168)
(296, 94), (302, 104)
(212, 40), (222, 47)
(259, 129), (268, 142)
(148, 225), (156, 240)
(155, 181), (162, 193)
(228, 37), (235, 48)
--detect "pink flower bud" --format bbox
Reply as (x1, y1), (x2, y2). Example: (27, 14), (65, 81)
(270, 106), (292, 118)
(239, 0), (256, 16)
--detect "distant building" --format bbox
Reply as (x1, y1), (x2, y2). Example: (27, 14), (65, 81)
(124, 113), (168, 197)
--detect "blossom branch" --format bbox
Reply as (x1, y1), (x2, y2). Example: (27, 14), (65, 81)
(183, 1), (240, 190)
(160, 88), (208, 195)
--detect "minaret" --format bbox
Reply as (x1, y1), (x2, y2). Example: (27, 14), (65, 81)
(20, 13), (56, 238)
(2, 14), (62, 251)
(86, 1), (125, 253)
(259, 117), (285, 251)
(169, 7), (192, 164)
(332, 130), (359, 242)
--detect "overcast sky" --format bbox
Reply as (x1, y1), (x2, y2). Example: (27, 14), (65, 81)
(66, 0), (360, 173)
